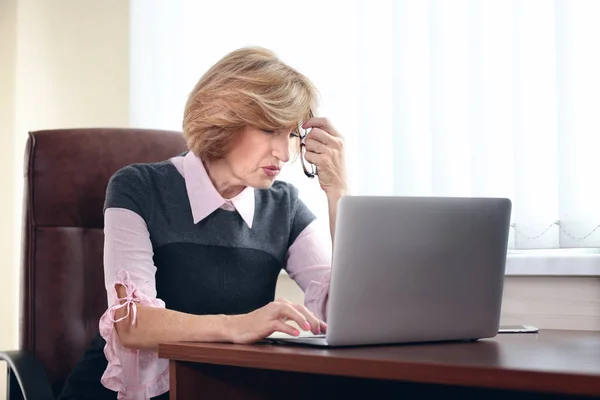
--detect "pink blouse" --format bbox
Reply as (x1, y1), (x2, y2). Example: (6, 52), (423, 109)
(99, 152), (332, 399)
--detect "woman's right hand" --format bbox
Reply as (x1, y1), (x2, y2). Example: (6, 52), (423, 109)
(226, 298), (326, 344)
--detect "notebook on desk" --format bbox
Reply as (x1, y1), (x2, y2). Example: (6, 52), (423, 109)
(267, 195), (512, 347)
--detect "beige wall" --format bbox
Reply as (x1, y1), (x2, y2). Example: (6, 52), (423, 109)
(501, 276), (600, 331)
(0, 0), (129, 397)
(0, 0), (18, 397)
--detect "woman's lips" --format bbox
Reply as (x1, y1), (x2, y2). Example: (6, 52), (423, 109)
(262, 166), (280, 177)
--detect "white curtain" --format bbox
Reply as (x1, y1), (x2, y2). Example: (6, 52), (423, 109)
(130, 0), (600, 251)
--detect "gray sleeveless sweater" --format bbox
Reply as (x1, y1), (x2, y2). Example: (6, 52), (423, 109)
(104, 156), (316, 314)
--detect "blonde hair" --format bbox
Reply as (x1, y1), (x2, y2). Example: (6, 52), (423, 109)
(183, 47), (319, 160)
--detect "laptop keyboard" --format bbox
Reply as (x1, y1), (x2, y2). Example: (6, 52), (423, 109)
(266, 332), (326, 340)
(302, 333), (326, 339)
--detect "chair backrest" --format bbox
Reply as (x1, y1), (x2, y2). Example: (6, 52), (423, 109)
(20, 128), (187, 395)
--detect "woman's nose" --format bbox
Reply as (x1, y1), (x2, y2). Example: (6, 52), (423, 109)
(273, 136), (290, 163)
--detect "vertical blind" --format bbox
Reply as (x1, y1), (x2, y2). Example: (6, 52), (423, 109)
(130, 0), (600, 250)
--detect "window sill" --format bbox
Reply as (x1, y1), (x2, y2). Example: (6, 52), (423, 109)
(280, 250), (600, 277)
(505, 249), (600, 276)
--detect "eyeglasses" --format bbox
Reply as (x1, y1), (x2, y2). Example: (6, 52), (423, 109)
(298, 109), (317, 179)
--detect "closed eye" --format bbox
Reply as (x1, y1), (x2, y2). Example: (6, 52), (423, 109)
(262, 128), (299, 138)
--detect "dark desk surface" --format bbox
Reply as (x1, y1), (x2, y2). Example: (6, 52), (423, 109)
(159, 329), (600, 397)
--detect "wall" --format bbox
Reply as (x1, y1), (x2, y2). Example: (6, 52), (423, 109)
(0, 0), (18, 397)
(0, 0), (130, 397)
(501, 276), (600, 331)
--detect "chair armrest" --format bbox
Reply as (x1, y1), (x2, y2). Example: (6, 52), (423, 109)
(0, 350), (54, 400)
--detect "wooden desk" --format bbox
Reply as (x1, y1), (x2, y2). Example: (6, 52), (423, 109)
(158, 330), (600, 399)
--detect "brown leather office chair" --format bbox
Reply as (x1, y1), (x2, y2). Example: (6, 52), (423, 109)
(0, 128), (187, 399)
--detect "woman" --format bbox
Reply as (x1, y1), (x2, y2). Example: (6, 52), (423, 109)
(59, 46), (347, 399)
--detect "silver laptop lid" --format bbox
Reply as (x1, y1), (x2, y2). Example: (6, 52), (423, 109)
(325, 196), (511, 346)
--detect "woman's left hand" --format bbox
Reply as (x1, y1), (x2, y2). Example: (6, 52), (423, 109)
(302, 117), (348, 197)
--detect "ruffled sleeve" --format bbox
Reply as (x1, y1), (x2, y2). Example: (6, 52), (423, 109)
(100, 180), (169, 400)
(99, 269), (169, 399)
(286, 219), (332, 321)
(304, 272), (331, 321)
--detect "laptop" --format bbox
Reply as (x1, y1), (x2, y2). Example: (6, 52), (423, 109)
(267, 195), (512, 347)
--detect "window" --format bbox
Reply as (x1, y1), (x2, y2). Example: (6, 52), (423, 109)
(130, 0), (600, 275)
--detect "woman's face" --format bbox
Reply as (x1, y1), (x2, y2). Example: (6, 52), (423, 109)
(223, 126), (297, 189)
